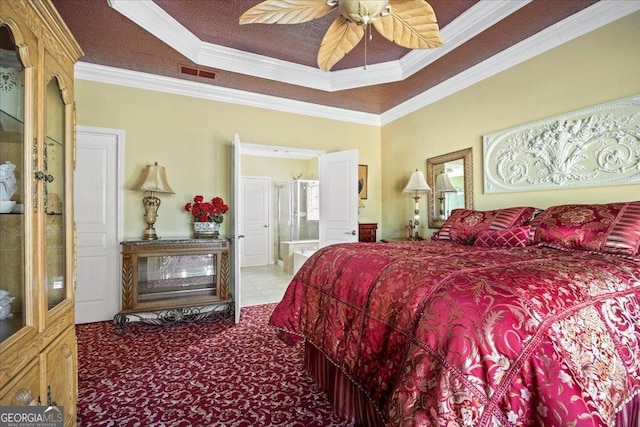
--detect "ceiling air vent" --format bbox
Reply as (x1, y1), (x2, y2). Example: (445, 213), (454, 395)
(179, 65), (216, 80)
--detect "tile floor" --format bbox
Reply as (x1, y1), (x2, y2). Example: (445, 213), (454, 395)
(241, 264), (293, 306)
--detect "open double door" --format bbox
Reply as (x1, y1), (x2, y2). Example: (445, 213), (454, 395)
(230, 134), (359, 322)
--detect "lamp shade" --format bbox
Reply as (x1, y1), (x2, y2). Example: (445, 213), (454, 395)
(403, 170), (431, 193)
(132, 162), (175, 194)
(435, 173), (457, 193)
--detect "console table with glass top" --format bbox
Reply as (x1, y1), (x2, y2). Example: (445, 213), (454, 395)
(114, 238), (232, 334)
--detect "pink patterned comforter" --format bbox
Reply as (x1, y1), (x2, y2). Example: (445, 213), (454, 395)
(269, 241), (640, 426)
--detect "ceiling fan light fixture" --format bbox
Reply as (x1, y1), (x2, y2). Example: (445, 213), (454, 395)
(330, 0), (391, 25)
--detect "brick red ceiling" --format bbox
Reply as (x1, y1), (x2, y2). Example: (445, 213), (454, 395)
(51, 0), (598, 115)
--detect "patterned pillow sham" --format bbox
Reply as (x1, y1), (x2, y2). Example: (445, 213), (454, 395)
(532, 202), (640, 257)
(474, 226), (532, 248)
(432, 206), (538, 245)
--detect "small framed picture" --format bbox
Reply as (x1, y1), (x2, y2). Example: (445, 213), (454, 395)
(358, 164), (368, 200)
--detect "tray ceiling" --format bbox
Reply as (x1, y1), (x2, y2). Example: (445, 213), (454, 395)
(51, 0), (638, 123)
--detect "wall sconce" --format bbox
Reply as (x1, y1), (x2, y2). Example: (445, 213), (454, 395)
(403, 169), (431, 240)
(435, 173), (457, 220)
(131, 162), (174, 240)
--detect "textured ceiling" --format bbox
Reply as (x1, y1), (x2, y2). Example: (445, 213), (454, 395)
(154, 0), (477, 70)
(52, 0), (599, 115)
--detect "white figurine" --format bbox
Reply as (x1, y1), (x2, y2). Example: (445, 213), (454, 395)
(0, 161), (17, 201)
(0, 289), (15, 320)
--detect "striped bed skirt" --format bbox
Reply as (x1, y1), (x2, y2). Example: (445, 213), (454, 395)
(304, 341), (384, 426)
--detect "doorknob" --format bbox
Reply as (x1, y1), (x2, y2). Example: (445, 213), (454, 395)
(264, 225), (268, 228)
(346, 230), (356, 235)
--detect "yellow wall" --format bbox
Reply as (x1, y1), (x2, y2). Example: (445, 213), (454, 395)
(381, 12), (640, 239)
(74, 83), (381, 239)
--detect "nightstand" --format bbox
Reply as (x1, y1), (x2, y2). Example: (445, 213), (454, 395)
(358, 223), (378, 242)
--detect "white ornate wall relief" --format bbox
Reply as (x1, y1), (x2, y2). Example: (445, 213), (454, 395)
(483, 94), (640, 194)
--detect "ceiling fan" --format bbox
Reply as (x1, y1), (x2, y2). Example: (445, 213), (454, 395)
(239, 0), (443, 71)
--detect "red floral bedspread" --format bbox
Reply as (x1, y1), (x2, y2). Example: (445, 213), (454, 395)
(269, 241), (640, 426)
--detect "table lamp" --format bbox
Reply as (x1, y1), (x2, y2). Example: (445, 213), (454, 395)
(403, 169), (431, 240)
(435, 172), (457, 220)
(132, 162), (174, 240)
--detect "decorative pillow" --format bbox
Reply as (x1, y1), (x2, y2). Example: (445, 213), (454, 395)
(432, 206), (538, 244)
(533, 202), (640, 257)
(474, 226), (532, 248)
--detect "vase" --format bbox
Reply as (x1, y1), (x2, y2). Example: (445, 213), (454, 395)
(193, 221), (220, 239)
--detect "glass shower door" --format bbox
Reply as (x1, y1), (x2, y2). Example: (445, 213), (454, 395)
(277, 183), (292, 261)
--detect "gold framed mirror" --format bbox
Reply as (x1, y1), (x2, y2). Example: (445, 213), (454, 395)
(426, 148), (473, 229)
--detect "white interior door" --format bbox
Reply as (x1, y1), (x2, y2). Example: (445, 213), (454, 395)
(240, 176), (270, 266)
(74, 126), (123, 324)
(231, 134), (243, 323)
(319, 149), (359, 247)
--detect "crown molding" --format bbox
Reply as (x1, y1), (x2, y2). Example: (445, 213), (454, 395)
(381, 0), (640, 125)
(197, 42), (331, 91)
(107, 0), (200, 58)
(107, 0), (528, 92)
(75, 62), (381, 126)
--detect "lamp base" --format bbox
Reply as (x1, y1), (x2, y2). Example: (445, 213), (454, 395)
(141, 194), (161, 241)
(142, 227), (158, 240)
(406, 220), (423, 240)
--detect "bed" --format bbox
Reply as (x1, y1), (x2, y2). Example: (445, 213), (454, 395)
(269, 202), (640, 426)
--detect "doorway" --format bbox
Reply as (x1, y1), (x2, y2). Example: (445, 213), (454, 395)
(234, 139), (359, 310)
(238, 146), (321, 307)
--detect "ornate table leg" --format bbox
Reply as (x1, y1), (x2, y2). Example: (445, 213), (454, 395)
(113, 313), (128, 335)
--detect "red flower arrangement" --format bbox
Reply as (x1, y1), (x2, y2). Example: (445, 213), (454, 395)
(185, 195), (229, 223)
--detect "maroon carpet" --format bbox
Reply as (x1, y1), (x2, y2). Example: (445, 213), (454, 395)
(76, 303), (353, 426)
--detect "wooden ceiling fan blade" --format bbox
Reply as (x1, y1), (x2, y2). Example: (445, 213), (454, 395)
(373, 0), (443, 49)
(317, 16), (364, 71)
(239, 0), (336, 25)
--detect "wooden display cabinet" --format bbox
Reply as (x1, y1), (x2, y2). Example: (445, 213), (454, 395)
(115, 238), (232, 334)
(0, 2), (82, 425)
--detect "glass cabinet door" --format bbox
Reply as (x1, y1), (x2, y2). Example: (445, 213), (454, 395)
(0, 24), (26, 341)
(44, 76), (66, 310)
